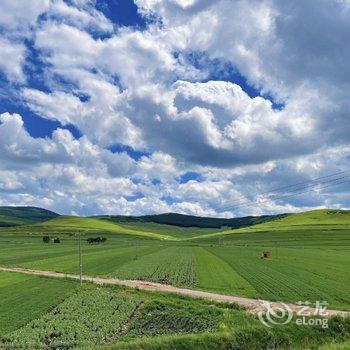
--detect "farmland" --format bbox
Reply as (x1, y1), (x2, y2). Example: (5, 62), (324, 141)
(0, 270), (349, 350)
(0, 271), (77, 336)
(0, 208), (350, 348)
(2, 288), (139, 349)
(1, 209), (349, 309)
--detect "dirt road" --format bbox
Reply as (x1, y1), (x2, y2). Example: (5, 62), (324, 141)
(0, 266), (348, 317)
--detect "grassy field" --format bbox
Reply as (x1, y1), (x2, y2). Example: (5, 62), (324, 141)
(0, 208), (350, 348)
(0, 209), (349, 310)
(0, 271), (77, 336)
(2, 288), (139, 349)
(1, 271), (349, 350)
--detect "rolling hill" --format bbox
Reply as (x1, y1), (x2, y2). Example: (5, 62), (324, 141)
(0, 207), (59, 227)
(235, 208), (350, 232)
(92, 212), (290, 229)
(37, 216), (173, 240)
(190, 209), (350, 241)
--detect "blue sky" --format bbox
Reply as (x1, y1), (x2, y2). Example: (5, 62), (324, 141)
(0, 0), (349, 216)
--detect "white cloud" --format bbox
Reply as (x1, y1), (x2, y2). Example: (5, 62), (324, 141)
(0, 37), (26, 82)
(0, 0), (50, 31)
(49, 0), (113, 33)
(0, 0), (350, 215)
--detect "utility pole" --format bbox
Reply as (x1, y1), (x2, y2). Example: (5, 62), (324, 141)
(78, 231), (83, 286)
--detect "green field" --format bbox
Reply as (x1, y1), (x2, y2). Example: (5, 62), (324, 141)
(0, 271), (77, 336)
(0, 208), (350, 348)
(0, 271), (350, 350)
(0, 209), (349, 309)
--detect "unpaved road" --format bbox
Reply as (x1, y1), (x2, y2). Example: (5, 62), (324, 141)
(0, 266), (348, 317)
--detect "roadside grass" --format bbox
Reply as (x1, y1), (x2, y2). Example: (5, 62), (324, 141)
(0, 271), (349, 350)
(119, 299), (223, 341)
(319, 340), (350, 349)
(101, 313), (350, 350)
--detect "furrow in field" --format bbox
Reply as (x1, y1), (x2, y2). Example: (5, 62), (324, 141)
(206, 245), (350, 308)
(194, 247), (258, 297)
(111, 247), (197, 288)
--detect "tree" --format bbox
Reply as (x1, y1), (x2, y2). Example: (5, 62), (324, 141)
(43, 236), (50, 243)
(53, 238), (60, 243)
(87, 237), (107, 244)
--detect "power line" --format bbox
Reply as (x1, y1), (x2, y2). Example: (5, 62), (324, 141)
(78, 231), (83, 286)
(220, 177), (350, 213)
(213, 169), (350, 214)
(215, 172), (348, 212)
(216, 174), (350, 213)
(220, 169), (350, 211)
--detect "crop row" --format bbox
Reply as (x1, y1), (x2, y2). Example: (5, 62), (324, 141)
(1, 289), (139, 349)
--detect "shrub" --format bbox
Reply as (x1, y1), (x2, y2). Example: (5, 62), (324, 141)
(43, 236), (50, 243)
(87, 237), (107, 244)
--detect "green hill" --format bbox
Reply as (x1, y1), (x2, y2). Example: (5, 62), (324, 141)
(93, 212), (289, 229)
(191, 209), (350, 241)
(0, 207), (59, 227)
(240, 209), (350, 231)
(38, 216), (173, 240)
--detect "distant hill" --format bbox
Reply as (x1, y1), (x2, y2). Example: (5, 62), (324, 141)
(93, 212), (290, 229)
(248, 209), (350, 229)
(37, 216), (172, 239)
(0, 206), (59, 227)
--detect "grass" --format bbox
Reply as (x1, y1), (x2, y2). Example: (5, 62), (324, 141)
(0, 207), (58, 227)
(102, 309), (350, 350)
(319, 340), (350, 349)
(1, 287), (139, 349)
(194, 247), (257, 297)
(36, 216), (173, 240)
(0, 215), (34, 227)
(0, 212), (349, 310)
(0, 209), (349, 313)
(111, 246), (197, 287)
(1, 198), (350, 350)
(0, 269), (349, 350)
(0, 271), (77, 336)
(100, 220), (225, 239)
(92, 212), (289, 229)
(193, 209), (350, 240)
(119, 299), (223, 341)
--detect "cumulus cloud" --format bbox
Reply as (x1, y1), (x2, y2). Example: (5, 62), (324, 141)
(0, 0), (349, 215)
(0, 0), (50, 31)
(0, 38), (26, 82)
(48, 0), (113, 33)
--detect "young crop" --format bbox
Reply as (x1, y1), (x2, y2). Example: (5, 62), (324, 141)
(1, 289), (139, 349)
(120, 299), (223, 341)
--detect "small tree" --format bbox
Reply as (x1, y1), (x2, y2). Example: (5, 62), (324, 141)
(87, 237), (107, 244)
(53, 238), (60, 243)
(43, 236), (50, 243)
